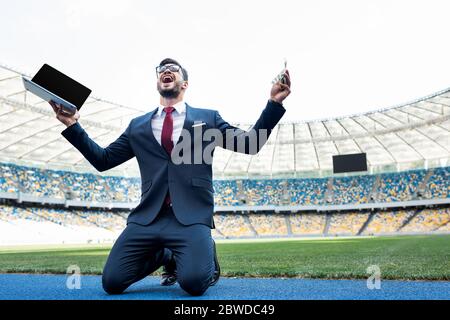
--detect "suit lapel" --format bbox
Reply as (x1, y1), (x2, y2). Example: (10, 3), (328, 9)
(174, 104), (194, 148)
(147, 107), (168, 158)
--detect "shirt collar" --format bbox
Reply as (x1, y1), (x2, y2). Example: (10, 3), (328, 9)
(156, 101), (186, 117)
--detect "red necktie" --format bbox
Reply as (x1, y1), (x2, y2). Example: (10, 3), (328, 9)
(161, 106), (174, 206)
(161, 106), (175, 154)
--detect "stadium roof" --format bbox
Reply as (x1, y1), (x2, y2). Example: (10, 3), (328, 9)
(1, 63), (449, 178)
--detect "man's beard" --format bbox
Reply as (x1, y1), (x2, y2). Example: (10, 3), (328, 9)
(157, 81), (183, 99)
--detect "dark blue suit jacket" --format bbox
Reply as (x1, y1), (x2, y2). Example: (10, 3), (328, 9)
(61, 100), (285, 227)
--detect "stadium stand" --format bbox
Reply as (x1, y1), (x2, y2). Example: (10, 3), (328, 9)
(2, 163), (449, 206)
(361, 209), (416, 235)
(1, 162), (449, 244)
(399, 207), (450, 233)
(331, 175), (374, 205)
(327, 212), (370, 236)
(248, 214), (288, 236)
(213, 214), (254, 237)
(437, 221), (450, 231)
(0, 201), (449, 244)
(426, 168), (449, 199)
(0, 203), (125, 245)
(375, 170), (426, 202)
(289, 213), (326, 235)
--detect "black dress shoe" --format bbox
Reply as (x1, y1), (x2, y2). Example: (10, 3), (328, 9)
(160, 254), (177, 286)
(210, 239), (220, 286)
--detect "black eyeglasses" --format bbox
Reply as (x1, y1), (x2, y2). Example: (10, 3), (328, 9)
(156, 64), (181, 74)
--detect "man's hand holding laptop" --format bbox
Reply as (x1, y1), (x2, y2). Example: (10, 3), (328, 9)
(49, 101), (79, 127)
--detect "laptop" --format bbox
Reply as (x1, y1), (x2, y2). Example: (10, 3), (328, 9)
(22, 64), (91, 115)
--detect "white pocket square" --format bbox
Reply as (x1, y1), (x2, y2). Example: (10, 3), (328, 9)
(192, 122), (206, 127)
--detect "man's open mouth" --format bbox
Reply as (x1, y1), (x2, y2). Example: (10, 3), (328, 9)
(161, 74), (174, 83)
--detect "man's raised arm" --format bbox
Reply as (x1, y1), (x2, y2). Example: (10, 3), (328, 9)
(50, 101), (135, 172)
(215, 70), (291, 155)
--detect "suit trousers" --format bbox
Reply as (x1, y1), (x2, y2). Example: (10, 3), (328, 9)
(102, 205), (215, 296)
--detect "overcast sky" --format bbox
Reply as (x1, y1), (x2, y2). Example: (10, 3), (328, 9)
(1, 0), (450, 123)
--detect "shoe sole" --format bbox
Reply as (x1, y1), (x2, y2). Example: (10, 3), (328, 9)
(160, 280), (177, 286)
(210, 239), (220, 286)
(160, 275), (177, 286)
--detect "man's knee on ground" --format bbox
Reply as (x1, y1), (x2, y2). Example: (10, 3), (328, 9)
(102, 271), (126, 295)
(178, 272), (211, 296)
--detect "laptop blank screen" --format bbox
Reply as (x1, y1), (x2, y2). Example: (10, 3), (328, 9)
(32, 64), (91, 109)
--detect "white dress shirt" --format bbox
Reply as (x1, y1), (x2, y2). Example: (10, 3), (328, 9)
(151, 101), (186, 146)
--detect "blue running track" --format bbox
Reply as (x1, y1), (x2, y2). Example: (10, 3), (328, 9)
(0, 274), (448, 300)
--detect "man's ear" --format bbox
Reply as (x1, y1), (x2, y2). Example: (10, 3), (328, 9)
(181, 81), (189, 89)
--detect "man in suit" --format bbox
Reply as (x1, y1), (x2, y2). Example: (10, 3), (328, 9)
(50, 58), (291, 296)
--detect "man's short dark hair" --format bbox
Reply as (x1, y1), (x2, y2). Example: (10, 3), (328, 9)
(159, 58), (188, 81)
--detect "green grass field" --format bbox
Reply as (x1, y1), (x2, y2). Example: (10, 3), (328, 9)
(0, 235), (448, 280)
